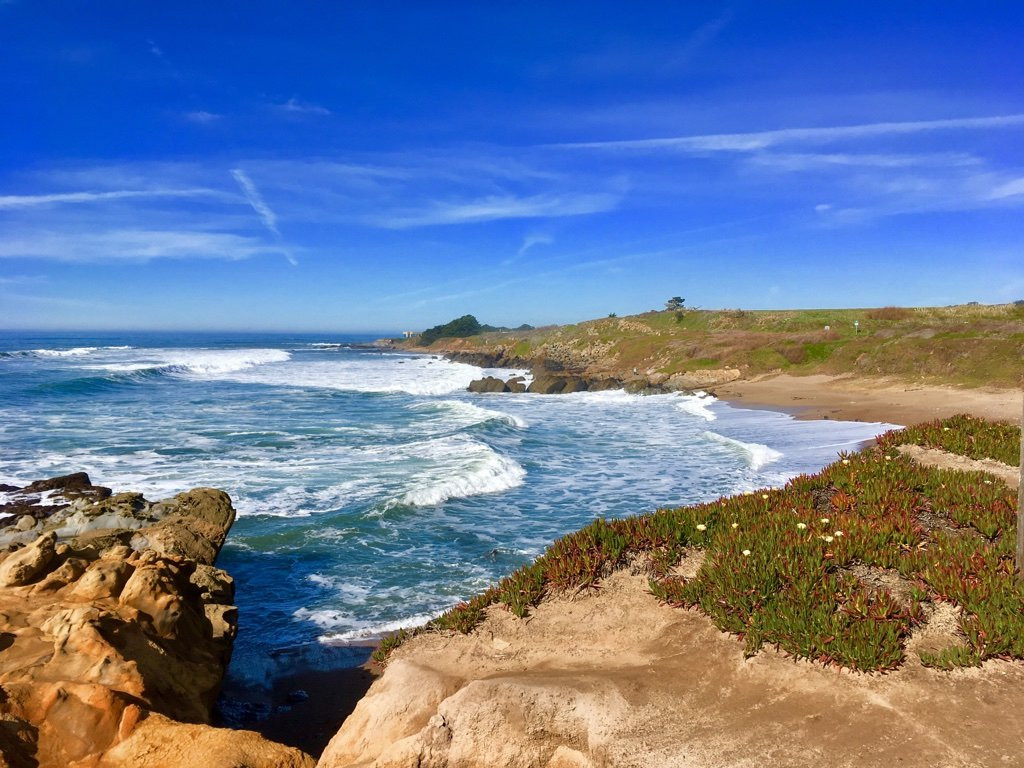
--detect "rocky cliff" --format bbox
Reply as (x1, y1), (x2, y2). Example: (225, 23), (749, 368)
(0, 473), (313, 768)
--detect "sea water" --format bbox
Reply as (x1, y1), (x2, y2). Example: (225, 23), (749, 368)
(0, 332), (900, 699)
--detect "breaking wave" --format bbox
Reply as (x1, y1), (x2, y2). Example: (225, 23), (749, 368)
(702, 430), (783, 470)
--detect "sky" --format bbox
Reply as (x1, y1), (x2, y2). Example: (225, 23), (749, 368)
(1, 2), (1022, 332)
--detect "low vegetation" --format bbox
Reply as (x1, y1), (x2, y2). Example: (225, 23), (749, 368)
(407, 302), (1024, 389)
(374, 416), (1023, 672)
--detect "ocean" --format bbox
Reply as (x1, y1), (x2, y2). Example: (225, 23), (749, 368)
(0, 331), (899, 709)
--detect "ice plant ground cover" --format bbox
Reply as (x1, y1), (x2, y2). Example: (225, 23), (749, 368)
(375, 415), (1023, 672)
(877, 413), (1021, 467)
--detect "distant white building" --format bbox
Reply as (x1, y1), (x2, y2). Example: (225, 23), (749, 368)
(402, 330), (416, 338)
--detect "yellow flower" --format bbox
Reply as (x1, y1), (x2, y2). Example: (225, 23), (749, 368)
(796, 522), (807, 530)
(943, 426), (951, 431)
(741, 549), (751, 557)
(696, 523), (707, 531)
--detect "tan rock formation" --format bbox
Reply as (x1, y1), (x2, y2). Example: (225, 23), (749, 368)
(318, 569), (1024, 768)
(0, 475), (306, 768)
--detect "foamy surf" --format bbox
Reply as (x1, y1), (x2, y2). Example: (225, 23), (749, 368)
(413, 400), (529, 429)
(392, 436), (526, 507)
(315, 612), (440, 643)
(702, 430), (783, 470)
(676, 392), (717, 421)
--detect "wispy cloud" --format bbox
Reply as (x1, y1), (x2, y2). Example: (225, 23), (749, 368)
(184, 110), (222, 125)
(372, 192), (619, 228)
(556, 114), (1024, 153)
(276, 97), (331, 116)
(0, 188), (223, 209)
(747, 151), (982, 171)
(0, 229), (291, 263)
(230, 168), (297, 265)
(502, 233), (554, 266)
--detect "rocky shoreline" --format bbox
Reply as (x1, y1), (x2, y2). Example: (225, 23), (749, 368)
(448, 349), (741, 396)
(0, 473), (313, 768)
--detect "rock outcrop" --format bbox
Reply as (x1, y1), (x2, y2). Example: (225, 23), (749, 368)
(318, 569), (1024, 768)
(0, 474), (313, 768)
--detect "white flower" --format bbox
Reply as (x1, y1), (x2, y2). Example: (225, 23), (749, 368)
(741, 549), (752, 557)
(796, 522), (807, 530)
(820, 518), (830, 524)
(983, 480), (993, 485)
(731, 522), (739, 529)
(841, 459), (851, 465)
(834, 531), (844, 537)
(761, 494), (770, 500)
(821, 535), (834, 543)
(884, 455), (892, 461)
(696, 523), (707, 531)
(943, 427), (951, 431)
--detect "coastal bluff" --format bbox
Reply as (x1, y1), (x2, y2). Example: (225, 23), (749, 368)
(0, 473), (312, 768)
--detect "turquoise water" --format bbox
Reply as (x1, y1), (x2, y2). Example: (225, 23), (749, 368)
(0, 331), (899, 701)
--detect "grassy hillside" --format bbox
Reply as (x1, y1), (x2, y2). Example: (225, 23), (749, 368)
(409, 303), (1024, 388)
(376, 415), (1023, 672)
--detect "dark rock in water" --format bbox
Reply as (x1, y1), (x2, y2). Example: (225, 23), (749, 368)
(527, 375), (567, 394)
(586, 377), (621, 392)
(507, 376), (527, 394)
(467, 376), (509, 393)
(560, 376), (589, 393)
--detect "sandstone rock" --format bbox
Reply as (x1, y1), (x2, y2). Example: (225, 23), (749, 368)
(506, 376), (528, 393)
(88, 712), (316, 768)
(15, 516), (35, 533)
(70, 558), (132, 601)
(318, 660), (462, 768)
(0, 531), (57, 587)
(664, 367), (741, 391)
(0, 477), (243, 766)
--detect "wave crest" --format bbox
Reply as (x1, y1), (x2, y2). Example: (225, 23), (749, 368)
(702, 430), (783, 470)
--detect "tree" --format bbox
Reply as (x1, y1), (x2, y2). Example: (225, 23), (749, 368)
(665, 296), (685, 311)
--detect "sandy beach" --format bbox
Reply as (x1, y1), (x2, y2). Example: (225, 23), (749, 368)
(716, 373), (1022, 425)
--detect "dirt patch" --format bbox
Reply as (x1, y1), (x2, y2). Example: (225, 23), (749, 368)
(905, 601), (970, 661)
(896, 444), (1019, 490)
(843, 562), (916, 606)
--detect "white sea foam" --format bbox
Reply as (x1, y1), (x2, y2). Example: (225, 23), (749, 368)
(413, 400), (528, 429)
(676, 392), (717, 421)
(88, 348), (291, 377)
(702, 430), (783, 470)
(393, 436), (526, 507)
(317, 612), (440, 643)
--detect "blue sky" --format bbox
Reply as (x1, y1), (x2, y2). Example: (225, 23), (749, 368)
(1, 2), (1022, 332)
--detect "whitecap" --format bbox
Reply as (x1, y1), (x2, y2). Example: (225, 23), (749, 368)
(317, 612), (439, 643)
(702, 430), (783, 470)
(389, 437), (526, 507)
(412, 400), (528, 429)
(676, 392), (717, 421)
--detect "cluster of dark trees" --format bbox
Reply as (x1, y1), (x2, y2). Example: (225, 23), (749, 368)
(418, 315), (533, 345)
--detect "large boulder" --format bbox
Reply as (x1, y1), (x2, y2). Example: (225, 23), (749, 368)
(0, 531), (57, 587)
(467, 377), (509, 393)
(527, 375), (567, 394)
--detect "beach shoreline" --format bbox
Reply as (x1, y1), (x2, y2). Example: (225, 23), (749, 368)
(713, 373), (1021, 425)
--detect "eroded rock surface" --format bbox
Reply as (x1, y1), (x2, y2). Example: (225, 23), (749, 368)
(319, 569), (1024, 768)
(0, 474), (311, 768)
